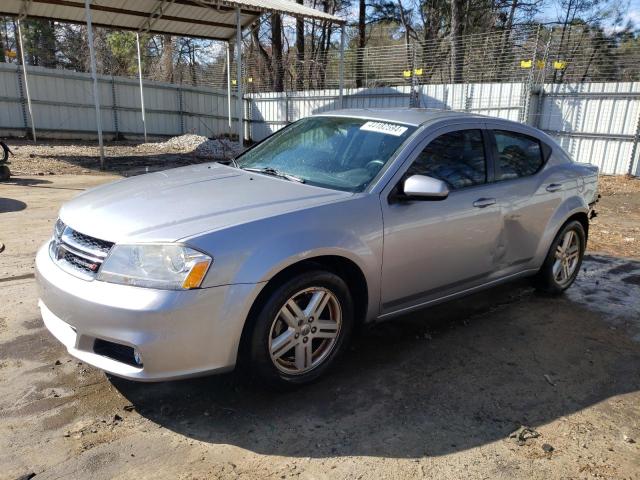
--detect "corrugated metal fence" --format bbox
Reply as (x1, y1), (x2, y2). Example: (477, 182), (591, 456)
(534, 82), (640, 175)
(247, 82), (640, 176)
(1, 62), (639, 176)
(0, 62), (238, 139)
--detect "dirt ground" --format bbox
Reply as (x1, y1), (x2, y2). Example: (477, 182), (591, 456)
(3, 137), (237, 178)
(1, 145), (639, 479)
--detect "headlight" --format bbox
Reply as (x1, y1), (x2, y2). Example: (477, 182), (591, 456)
(97, 244), (212, 290)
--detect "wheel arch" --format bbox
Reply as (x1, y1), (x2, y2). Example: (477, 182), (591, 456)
(564, 211), (589, 240)
(533, 196), (590, 267)
(236, 255), (369, 365)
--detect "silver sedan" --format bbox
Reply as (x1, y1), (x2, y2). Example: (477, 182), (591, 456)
(36, 109), (599, 387)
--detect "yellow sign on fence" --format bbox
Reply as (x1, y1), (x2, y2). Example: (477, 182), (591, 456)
(403, 70), (411, 78)
(520, 60), (532, 69)
(553, 60), (567, 70)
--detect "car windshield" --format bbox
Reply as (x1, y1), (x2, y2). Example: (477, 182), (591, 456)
(235, 116), (416, 192)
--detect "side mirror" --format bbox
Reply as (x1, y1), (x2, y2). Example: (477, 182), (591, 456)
(401, 174), (449, 200)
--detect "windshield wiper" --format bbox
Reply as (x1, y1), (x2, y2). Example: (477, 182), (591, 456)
(241, 167), (305, 183)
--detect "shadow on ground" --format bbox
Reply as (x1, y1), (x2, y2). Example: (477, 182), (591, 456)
(110, 255), (640, 459)
(1, 177), (52, 187)
(0, 198), (27, 213)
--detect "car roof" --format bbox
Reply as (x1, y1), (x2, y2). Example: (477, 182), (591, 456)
(314, 107), (558, 144)
(315, 108), (488, 127)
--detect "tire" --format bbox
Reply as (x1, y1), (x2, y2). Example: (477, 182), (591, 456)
(245, 270), (354, 389)
(534, 220), (586, 295)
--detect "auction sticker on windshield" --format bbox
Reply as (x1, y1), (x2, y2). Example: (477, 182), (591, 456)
(360, 121), (408, 136)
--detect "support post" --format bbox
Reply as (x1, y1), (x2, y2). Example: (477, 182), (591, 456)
(521, 24), (541, 125)
(110, 77), (119, 139)
(177, 86), (184, 134)
(464, 83), (474, 112)
(84, 0), (105, 169)
(136, 33), (147, 143)
(285, 91), (289, 124)
(339, 23), (345, 108)
(236, 8), (243, 148)
(534, 35), (552, 129)
(628, 109), (640, 177)
(226, 41), (232, 130)
(410, 45), (419, 108)
(17, 20), (36, 142)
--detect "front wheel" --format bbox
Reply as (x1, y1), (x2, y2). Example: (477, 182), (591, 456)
(245, 270), (354, 389)
(534, 220), (586, 295)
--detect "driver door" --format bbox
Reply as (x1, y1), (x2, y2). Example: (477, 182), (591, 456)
(380, 125), (503, 315)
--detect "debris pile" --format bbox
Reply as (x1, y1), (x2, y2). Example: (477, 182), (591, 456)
(509, 425), (541, 446)
(138, 134), (242, 159)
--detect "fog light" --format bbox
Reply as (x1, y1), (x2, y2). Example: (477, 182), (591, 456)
(133, 349), (143, 366)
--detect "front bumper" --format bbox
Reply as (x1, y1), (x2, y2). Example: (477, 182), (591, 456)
(35, 243), (262, 381)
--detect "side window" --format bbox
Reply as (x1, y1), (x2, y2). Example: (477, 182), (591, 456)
(407, 129), (486, 190)
(494, 130), (544, 181)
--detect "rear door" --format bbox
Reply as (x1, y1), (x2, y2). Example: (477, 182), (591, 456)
(379, 124), (503, 315)
(484, 126), (565, 273)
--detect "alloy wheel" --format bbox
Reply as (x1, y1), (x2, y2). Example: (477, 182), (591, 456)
(268, 287), (342, 375)
(553, 229), (580, 287)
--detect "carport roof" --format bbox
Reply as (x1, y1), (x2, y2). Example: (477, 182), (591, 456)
(1, 0), (344, 41)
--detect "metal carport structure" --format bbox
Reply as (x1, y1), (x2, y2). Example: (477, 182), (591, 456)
(0, 0), (345, 168)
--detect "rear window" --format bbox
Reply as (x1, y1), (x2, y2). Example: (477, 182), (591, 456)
(494, 130), (544, 180)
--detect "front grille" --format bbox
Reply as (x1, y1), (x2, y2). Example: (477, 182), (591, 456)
(62, 250), (99, 275)
(70, 230), (113, 255)
(50, 224), (114, 280)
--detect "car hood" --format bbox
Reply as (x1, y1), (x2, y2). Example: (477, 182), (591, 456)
(59, 163), (352, 243)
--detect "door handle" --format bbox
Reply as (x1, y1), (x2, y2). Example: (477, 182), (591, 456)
(546, 183), (563, 192)
(473, 198), (496, 208)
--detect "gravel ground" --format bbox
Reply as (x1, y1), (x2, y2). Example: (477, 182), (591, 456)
(3, 136), (242, 177)
(1, 152), (639, 479)
(588, 175), (640, 258)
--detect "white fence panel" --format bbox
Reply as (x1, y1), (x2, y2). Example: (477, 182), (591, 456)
(0, 63), (235, 140)
(0, 65), (24, 131)
(343, 86), (412, 109)
(418, 82), (524, 120)
(247, 86), (413, 141)
(247, 81), (638, 175)
(468, 83), (524, 120)
(540, 82), (640, 175)
(560, 136), (634, 175)
(248, 83), (523, 141)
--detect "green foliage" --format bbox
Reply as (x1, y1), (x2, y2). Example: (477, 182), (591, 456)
(22, 19), (56, 67)
(106, 31), (149, 76)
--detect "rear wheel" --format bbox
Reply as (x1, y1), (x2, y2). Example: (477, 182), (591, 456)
(246, 270), (354, 389)
(534, 220), (585, 295)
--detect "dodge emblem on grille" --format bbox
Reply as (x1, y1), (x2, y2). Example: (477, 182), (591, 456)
(76, 257), (99, 271)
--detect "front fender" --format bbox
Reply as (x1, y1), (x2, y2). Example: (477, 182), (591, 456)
(533, 194), (589, 266)
(186, 196), (384, 318)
